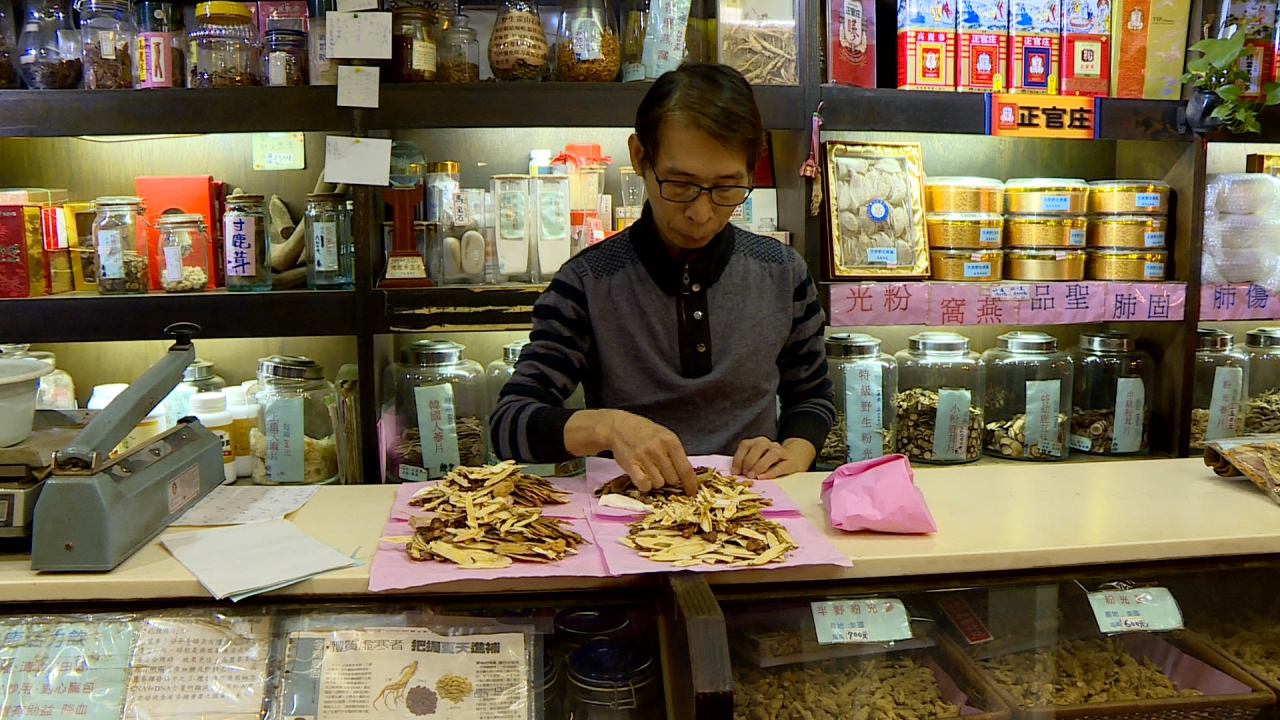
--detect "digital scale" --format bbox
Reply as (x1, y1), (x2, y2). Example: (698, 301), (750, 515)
(0, 409), (92, 539)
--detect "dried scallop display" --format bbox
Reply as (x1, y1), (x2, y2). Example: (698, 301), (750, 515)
(826, 142), (930, 278)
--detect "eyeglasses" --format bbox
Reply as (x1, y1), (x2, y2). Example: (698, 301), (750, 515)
(652, 172), (753, 207)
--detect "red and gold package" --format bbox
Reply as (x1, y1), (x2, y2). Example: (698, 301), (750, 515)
(1061, 0), (1110, 94)
(39, 206), (72, 294)
(957, 0), (1008, 91)
(827, 0), (876, 86)
(1009, 0), (1061, 92)
(0, 206), (45, 299)
(897, 0), (957, 89)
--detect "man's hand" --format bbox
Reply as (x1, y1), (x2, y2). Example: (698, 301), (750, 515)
(731, 437), (816, 479)
(608, 411), (697, 495)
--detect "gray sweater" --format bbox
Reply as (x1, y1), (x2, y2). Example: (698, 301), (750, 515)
(489, 206), (834, 463)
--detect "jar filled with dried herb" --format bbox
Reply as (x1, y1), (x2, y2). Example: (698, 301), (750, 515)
(981, 331), (1072, 461)
(821, 333), (897, 468)
(1191, 328), (1249, 450)
(77, 0), (135, 89)
(252, 355), (341, 485)
(156, 214), (210, 293)
(16, 0), (81, 88)
(306, 0), (337, 84)
(438, 13), (479, 82)
(619, 0), (645, 81)
(391, 6), (437, 82)
(1067, 331), (1153, 456)
(489, 0), (548, 81)
(223, 194), (272, 291)
(261, 27), (306, 85)
(92, 196), (149, 295)
(555, 0), (619, 81)
(188, 1), (261, 87)
(893, 332), (984, 464)
(134, 2), (184, 88)
(1246, 328), (1280, 436)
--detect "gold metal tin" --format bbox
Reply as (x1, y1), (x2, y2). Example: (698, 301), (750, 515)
(826, 141), (930, 278)
(1087, 180), (1171, 215)
(1004, 249), (1086, 281)
(1004, 214), (1087, 248)
(924, 177), (1005, 213)
(1085, 249), (1167, 280)
(930, 249), (1003, 281)
(1086, 215), (1168, 248)
(1004, 178), (1089, 214)
(926, 212), (1003, 248)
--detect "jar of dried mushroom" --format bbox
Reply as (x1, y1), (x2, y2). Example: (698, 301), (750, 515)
(188, 1), (260, 87)
(555, 0), (619, 82)
(926, 212), (1003, 248)
(252, 355), (341, 485)
(155, 214), (210, 293)
(488, 0), (549, 81)
(76, 0), (135, 89)
(1245, 328), (1280, 436)
(261, 28), (306, 86)
(223, 194), (271, 292)
(1087, 179), (1171, 215)
(822, 333), (897, 468)
(391, 6), (437, 82)
(92, 196), (149, 295)
(1068, 331), (1153, 455)
(1191, 328), (1249, 450)
(438, 14), (479, 82)
(924, 176), (1004, 213)
(382, 339), (487, 482)
(982, 331), (1073, 461)
(893, 332), (985, 464)
(1004, 178), (1089, 215)
(16, 0), (82, 89)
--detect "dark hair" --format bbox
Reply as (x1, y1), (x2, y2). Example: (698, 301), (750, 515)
(634, 63), (766, 173)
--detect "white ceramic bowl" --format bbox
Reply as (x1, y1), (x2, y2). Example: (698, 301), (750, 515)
(0, 358), (54, 447)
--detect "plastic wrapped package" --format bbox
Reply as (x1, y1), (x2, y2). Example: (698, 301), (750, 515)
(1205, 434), (1280, 504)
(1202, 174), (1280, 290)
(824, 141), (930, 278)
(717, 0), (797, 85)
(0, 614), (137, 720)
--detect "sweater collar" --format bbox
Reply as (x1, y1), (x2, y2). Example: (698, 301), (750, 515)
(629, 204), (736, 295)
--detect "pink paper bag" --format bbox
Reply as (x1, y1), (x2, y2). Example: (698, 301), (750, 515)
(820, 454), (937, 533)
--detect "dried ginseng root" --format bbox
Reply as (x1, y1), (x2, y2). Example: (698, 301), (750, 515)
(409, 460), (570, 511)
(733, 655), (962, 720)
(980, 638), (1202, 706)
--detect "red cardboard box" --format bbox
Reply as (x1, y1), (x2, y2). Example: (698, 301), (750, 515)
(134, 175), (217, 290)
(257, 0), (308, 33)
(0, 206), (44, 299)
(827, 0), (876, 86)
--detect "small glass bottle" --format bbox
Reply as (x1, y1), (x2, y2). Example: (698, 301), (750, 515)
(306, 192), (353, 290)
(223, 194), (272, 292)
(16, 0), (81, 89)
(156, 213), (210, 293)
(893, 332), (985, 465)
(619, 0), (645, 82)
(306, 0), (336, 84)
(981, 331), (1073, 461)
(437, 13), (479, 82)
(92, 196), (148, 295)
(555, 0), (619, 81)
(261, 28), (307, 85)
(1191, 328), (1249, 450)
(1245, 327), (1280, 436)
(821, 333), (897, 468)
(134, 1), (183, 88)
(1068, 331), (1154, 455)
(391, 6), (437, 82)
(253, 355), (341, 485)
(77, 0), (135, 89)
(381, 340), (488, 481)
(188, 1), (260, 87)
(488, 0), (548, 81)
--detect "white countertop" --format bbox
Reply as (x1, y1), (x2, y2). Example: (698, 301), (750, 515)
(0, 458), (1275, 603)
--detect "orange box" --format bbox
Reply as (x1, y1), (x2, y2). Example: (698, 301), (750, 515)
(898, 0), (958, 89)
(1110, 0), (1191, 98)
(134, 175), (217, 289)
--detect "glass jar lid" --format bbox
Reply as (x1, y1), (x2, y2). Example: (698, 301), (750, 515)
(1248, 327), (1280, 348)
(503, 340), (528, 364)
(567, 639), (656, 690)
(258, 354), (324, 380)
(1078, 331), (1132, 353)
(426, 161), (460, 175)
(94, 195), (144, 207)
(826, 332), (881, 358)
(444, 13), (475, 37)
(183, 358), (215, 381)
(1197, 328), (1234, 351)
(924, 176), (1005, 189)
(909, 331), (969, 354)
(155, 213), (206, 227)
(997, 331), (1059, 353)
(403, 339), (466, 366)
(0, 344), (31, 357)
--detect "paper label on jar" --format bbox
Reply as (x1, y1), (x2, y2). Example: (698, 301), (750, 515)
(100, 30), (116, 59)
(1040, 195), (1071, 211)
(452, 191), (471, 227)
(1144, 261), (1164, 278)
(843, 361), (884, 462)
(1069, 228), (1086, 246)
(963, 262), (991, 278)
(1068, 433), (1093, 452)
(489, 10), (548, 70)
(933, 388), (972, 461)
(979, 228), (1000, 244)
(571, 17), (604, 61)
(622, 62), (646, 81)
(264, 396), (306, 484)
(97, 229), (124, 280)
(312, 221), (339, 272)
(811, 598), (912, 645)
(539, 189), (569, 240)
(412, 38), (436, 71)
(1144, 231), (1165, 247)
(866, 247), (897, 265)
(497, 191), (530, 275)
(1135, 193), (1162, 208)
(1207, 366), (1244, 442)
(163, 246), (183, 282)
(137, 32), (173, 88)
(1112, 377), (1145, 453)
(268, 52), (288, 85)
(225, 216), (257, 277)
(414, 384), (460, 479)
(1024, 379), (1063, 457)
(398, 464), (427, 482)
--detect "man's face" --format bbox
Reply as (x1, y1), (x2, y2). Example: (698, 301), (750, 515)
(628, 120), (751, 252)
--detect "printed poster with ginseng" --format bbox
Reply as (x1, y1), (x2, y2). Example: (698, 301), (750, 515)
(317, 628), (529, 720)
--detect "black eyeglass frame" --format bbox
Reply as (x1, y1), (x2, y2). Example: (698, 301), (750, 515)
(650, 170), (755, 207)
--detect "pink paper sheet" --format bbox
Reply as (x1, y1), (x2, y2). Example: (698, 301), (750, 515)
(588, 514), (852, 576)
(584, 455), (803, 518)
(388, 478), (592, 522)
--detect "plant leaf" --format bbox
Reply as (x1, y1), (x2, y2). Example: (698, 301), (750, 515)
(1203, 31), (1247, 69)
(1235, 105), (1252, 120)
(1247, 117), (1263, 133)
(1186, 57), (1210, 74)
(1217, 83), (1242, 101)
(1211, 103), (1234, 118)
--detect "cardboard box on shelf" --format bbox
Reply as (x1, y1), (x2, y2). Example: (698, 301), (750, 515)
(897, 0), (958, 90)
(1061, 0), (1110, 95)
(1247, 153), (1280, 175)
(827, 0), (876, 86)
(256, 0), (307, 33)
(38, 207), (72, 295)
(134, 176), (217, 290)
(0, 188), (69, 206)
(1110, 0), (1191, 98)
(1229, 0), (1279, 95)
(0, 206), (45, 299)
(957, 0), (1008, 91)
(1009, 0), (1061, 92)
(64, 202), (97, 291)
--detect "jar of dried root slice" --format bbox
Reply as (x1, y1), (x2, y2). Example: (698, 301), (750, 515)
(981, 331), (1073, 460)
(893, 332), (985, 464)
(1245, 328), (1280, 435)
(1067, 331), (1153, 455)
(1191, 328), (1249, 450)
(822, 333), (897, 467)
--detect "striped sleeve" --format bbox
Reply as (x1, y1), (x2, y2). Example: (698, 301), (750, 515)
(776, 261), (835, 453)
(488, 267), (591, 463)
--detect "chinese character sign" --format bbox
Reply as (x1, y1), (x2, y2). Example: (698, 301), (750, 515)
(844, 361), (885, 461)
(811, 599), (912, 644)
(1112, 378), (1145, 453)
(829, 283), (926, 325)
(1086, 588), (1183, 634)
(223, 216), (257, 277)
(0, 620), (134, 720)
(264, 396), (306, 483)
(1201, 283), (1278, 320)
(1104, 283), (1186, 321)
(934, 388), (973, 461)
(1206, 366), (1244, 442)
(989, 93), (1097, 139)
(1024, 379), (1064, 457)
(414, 383), (460, 478)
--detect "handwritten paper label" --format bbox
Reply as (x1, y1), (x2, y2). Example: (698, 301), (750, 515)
(414, 384), (459, 478)
(224, 216), (257, 277)
(987, 284), (1031, 299)
(1207, 366), (1244, 441)
(1145, 231), (1165, 247)
(323, 136), (392, 186)
(1068, 433), (1093, 452)
(251, 132), (306, 171)
(97, 229), (123, 279)
(336, 64), (379, 108)
(326, 11), (392, 59)
(933, 388), (972, 461)
(264, 396), (306, 483)
(1088, 587), (1183, 634)
(812, 598), (912, 644)
(313, 221), (339, 271)
(844, 361), (884, 462)
(1024, 379), (1063, 457)
(163, 246), (183, 282)
(1112, 377), (1145, 453)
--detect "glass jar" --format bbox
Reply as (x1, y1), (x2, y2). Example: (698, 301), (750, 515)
(426, 162), (460, 226)
(188, 1), (260, 87)
(1191, 328), (1249, 450)
(981, 331), (1073, 461)
(223, 194), (272, 292)
(261, 28), (306, 85)
(391, 6), (436, 82)
(893, 332), (984, 465)
(619, 0), (645, 81)
(1068, 331), (1153, 455)
(555, 0), (619, 81)
(0, 345), (76, 410)
(381, 340), (487, 482)
(307, 0), (336, 84)
(683, 0), (708, 63)
(134, 1), (183, 88)
(0, 0), (19, 87)
(820, 333), (897, 468)
(1246, 328), (1280, 436)
(437, 13), (479, 82)
(252, 355), (341, 485)
(489, 0), (548, 81)
(156, 214), (210, 293)
(566, 640), (660, 720)
(485, 339), (585, 474)
(306, 192), (353, 289)
(441, 188), (487, 284)
(539, 652), (565, 720)
(77, 0), (135, 89)
(163, 357), (227, 423)
(17, 0), (82, 89)
(92, 196), (148, 295)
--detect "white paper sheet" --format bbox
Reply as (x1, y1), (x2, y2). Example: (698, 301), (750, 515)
(326, 11), (392, 59)
(324, 136), (392, 186)
(161, 519), (358, 600)
(172, 486), (319, 526)
(337, 65), (380, 108)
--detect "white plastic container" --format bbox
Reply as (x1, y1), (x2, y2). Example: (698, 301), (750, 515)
(190, 391), (235, 484)
(0, 359), (54, 447)
(88, 383), (168, 456)
(222, 386), (259, 478)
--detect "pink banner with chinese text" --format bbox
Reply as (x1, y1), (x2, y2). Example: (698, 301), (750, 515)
(1200, 283), (1278, 320)
(1103, 282), (1186, 322)
(926, 284), (1020, 325)
(829, 283), (927, 326)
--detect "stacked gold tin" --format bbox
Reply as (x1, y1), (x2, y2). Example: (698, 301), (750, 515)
(1002, 178), (1088, 281)
(924, 177), (1005, 281)
(1085, 180), (1170, 281)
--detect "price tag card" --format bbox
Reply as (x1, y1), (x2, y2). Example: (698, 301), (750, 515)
(336, 64), (379, 108)
(812, 598), (912, 645)
(1201, 283), (1278, 320)
(251, 132), (306, 171)
(323, 136), (391, 186)
(1104, 282), (1186, 322)
(1087, 588), (1183, 634)
(828, 282), (926, 326)
(326, 11), (392, 59)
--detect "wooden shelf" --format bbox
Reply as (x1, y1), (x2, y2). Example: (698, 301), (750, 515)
(377, 284), (548, 333)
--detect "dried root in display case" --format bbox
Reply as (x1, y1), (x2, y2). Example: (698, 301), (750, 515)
(825, 141), (930, 278)
(1198, 616), (1280, 687)
(979, 638), (1201, 706)
(719, 16), (798, 85)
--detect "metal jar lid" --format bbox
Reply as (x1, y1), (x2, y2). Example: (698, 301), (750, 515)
(403, 339), (466, 366)
(1078, 331), (1132, 353)
(997, 331), (1059, 354)
(503, 340), (529, 364)
(426, 161), (460, 175)
(1197, 328), (1234, 351)
(909, 331), (969, 354)
(258, 354), (324, 380)
(183, 358), (215, 381)
(1247, 327), (1280, 348)
(826, 333), (881, 358)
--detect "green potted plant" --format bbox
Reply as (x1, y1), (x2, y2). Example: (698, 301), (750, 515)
(1182, 30), (1280, 134)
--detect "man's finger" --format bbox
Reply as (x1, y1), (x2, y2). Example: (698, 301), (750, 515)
(731, 439), (755, 475)
(740, 442), (769, 477)
(758, 458), (798, 480)
(747, 447), (783, 479)
(651, 450), (684, 493)
(624, 462), (652, 492)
